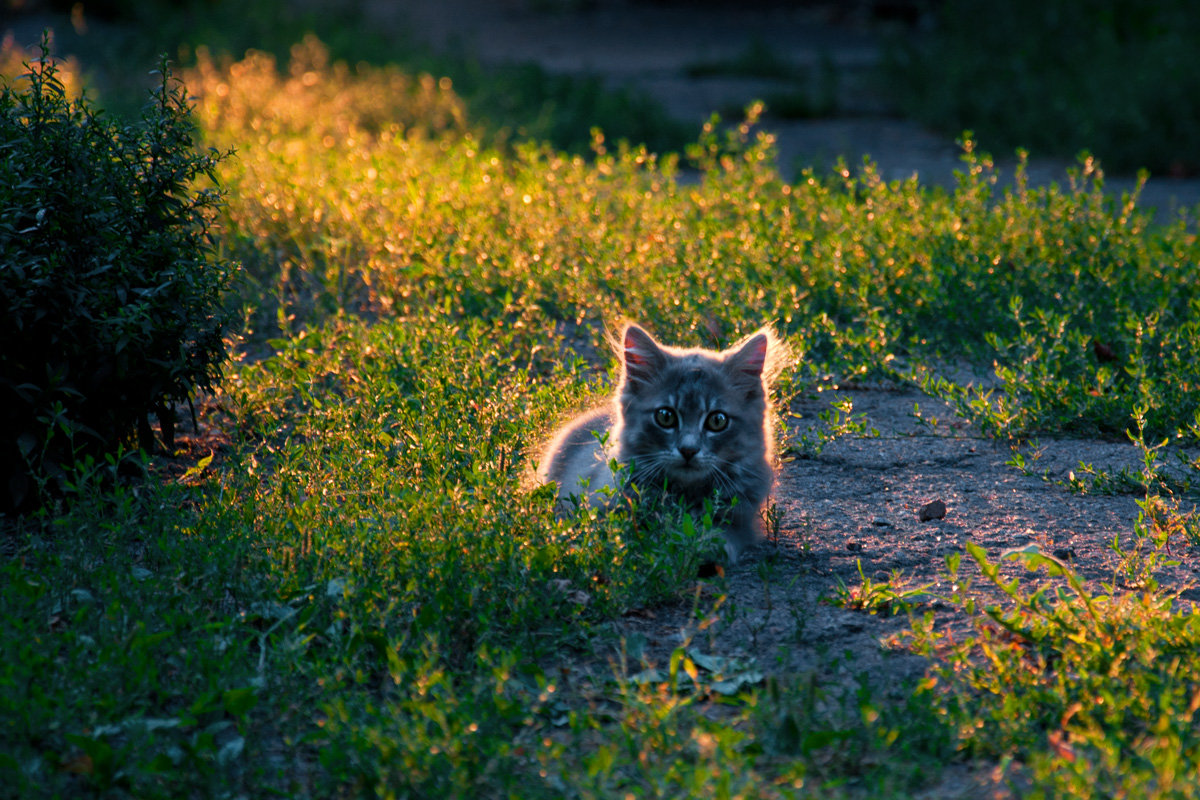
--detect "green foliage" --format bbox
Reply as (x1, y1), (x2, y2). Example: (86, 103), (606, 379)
(887, 0), (1200, 174)
(829, 561), (934, 616)
(0, 39), (235, 511)
(9, 15), (1200, 797)
(0, 312), (737, 797)
(198, 43), (1200, 452)
(226, 315), (706, 648)
(755, 668), (955, 793)
(0, 482), (268, 797)
(910, 543), (1200, 797)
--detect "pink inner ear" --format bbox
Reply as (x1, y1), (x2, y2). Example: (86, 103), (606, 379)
(737, 334), (768, 375)
(624, 327), (657, 368)
(625, 333), (647, 366)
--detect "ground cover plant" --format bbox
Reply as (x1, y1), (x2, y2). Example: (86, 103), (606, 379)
(4, 26), (1200, 799)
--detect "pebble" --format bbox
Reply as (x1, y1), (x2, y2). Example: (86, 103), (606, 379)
(918, 500), (948, 522)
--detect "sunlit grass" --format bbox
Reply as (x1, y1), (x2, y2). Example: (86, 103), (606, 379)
(196, 40), (1200, 445)
(909, 545), (1200, 797)
(6, 28), (1200, 798)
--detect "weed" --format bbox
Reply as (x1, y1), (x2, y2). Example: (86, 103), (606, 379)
(909, 542), (1200, 797)
(789, 396), (879, 458)
(828, 561), (937, 616)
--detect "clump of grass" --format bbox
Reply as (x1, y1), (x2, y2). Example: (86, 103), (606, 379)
(909, 543), (1200, 796)
(829, 561), (935, 616)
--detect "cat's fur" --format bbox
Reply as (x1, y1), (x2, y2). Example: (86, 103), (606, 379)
(537, 323), (785, 563)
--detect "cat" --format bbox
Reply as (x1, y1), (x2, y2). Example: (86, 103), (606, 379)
(536, 323), (785, 563)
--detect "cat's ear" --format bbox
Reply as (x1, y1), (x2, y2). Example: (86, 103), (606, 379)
(725, 332), (769, 381)
(622, 324), (666, 386)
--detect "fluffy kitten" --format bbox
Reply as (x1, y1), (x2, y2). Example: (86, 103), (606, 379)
(537, 323), (784, 563)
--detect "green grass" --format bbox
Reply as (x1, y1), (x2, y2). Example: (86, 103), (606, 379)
(909, 544), (1200, 797)
(5, 19), (1200, 799)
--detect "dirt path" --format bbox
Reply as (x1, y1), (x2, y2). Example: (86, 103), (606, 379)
(605, 384), (1181, 673)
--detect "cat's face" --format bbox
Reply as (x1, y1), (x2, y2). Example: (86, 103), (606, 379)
(616, 325), (772, 501)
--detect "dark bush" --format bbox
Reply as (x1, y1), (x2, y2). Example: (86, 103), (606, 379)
(0, 37), (236, 513)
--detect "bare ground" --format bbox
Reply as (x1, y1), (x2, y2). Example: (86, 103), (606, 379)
(608, 383), (1170, 656)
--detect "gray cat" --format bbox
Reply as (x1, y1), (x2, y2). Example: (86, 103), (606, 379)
(537, 323), (785, 563)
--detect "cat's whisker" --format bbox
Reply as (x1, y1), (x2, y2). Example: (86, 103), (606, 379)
(710, 471), (740, 500)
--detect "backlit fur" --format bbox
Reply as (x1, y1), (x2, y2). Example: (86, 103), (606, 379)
(537, 323), (786, 563)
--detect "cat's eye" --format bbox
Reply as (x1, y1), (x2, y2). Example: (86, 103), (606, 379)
(705, 411), (729, 432)
(654, 407), (678, 429)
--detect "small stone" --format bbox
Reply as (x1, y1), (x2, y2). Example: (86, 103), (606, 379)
(872, 517), (892, 527)
(918, 500), (947, 522)
(846, 541), (863, 552)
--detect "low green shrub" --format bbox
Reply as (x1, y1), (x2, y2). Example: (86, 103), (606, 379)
(0, 39), (236, 512)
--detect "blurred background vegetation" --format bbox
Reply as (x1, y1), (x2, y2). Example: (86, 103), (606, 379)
(2, 0), (690, 155)
(888, 0), (1200, 176)
(4, 0), (1199, 173)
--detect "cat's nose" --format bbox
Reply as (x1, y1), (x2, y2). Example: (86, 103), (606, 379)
(678, 445), (699, 463)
